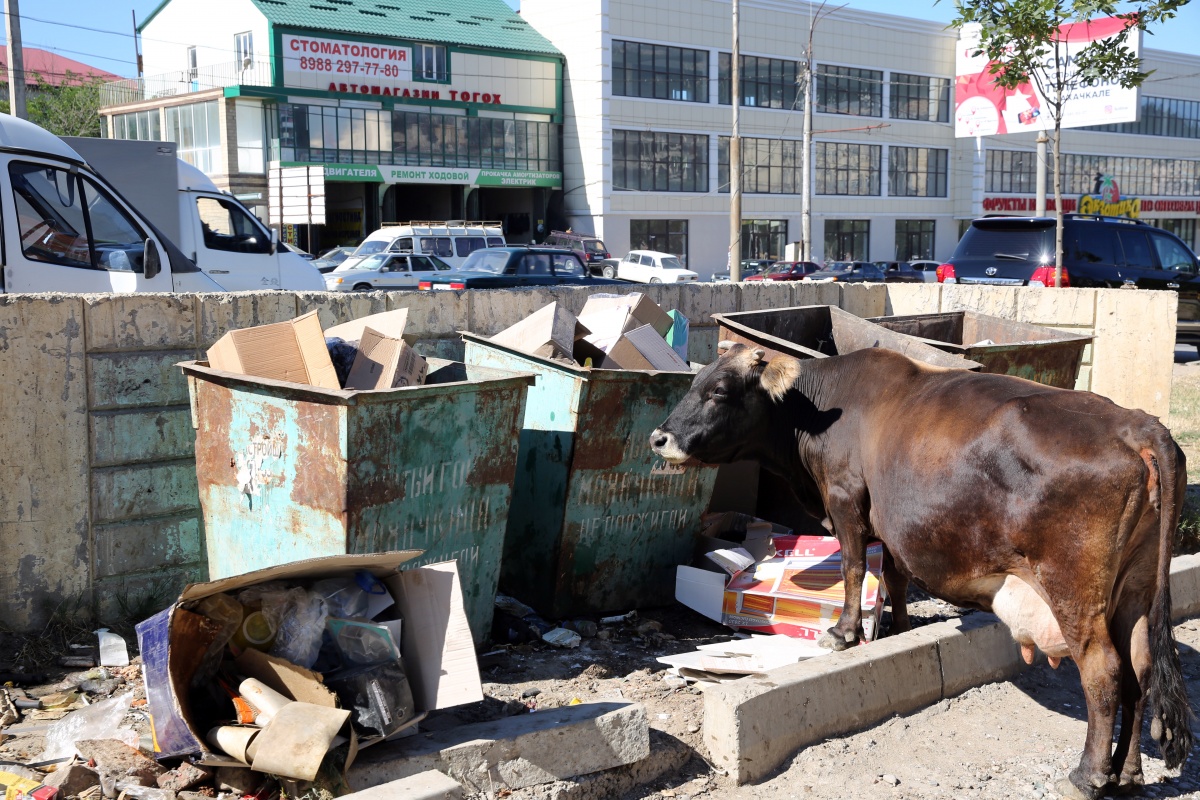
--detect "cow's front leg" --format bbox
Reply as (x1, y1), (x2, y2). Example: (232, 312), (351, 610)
(818, 488), (870, 651)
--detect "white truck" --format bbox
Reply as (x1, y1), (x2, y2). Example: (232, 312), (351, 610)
(64, 136), (323, 292)
(1, 114), (224, 293)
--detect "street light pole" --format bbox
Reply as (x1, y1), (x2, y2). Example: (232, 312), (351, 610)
(801, 12), (815, 262)
(4, 0), (26, 119)
(729, 0), (742, 282)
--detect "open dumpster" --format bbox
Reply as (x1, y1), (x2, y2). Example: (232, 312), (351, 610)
(711, 305), (983, 370)
(462, 332), (720, 619)
(181, 358), (534, 642)
(866, 310), (1090, 389)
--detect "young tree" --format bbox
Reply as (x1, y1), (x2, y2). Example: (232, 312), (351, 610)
(0, 70), (106, 138)
(948, 0), (1190, 287)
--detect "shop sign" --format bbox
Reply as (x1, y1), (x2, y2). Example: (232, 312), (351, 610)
(983, 195), (1196, 216)
(313, 164), (562, 188)
(1077, 175), (1141, 219)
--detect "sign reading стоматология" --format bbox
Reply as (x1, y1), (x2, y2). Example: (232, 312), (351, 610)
(282, 34), (413, 91)
(954, 17), (1140, 138)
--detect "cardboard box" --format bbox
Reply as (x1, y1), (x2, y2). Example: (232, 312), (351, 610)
(325, 308), (417, 346)
(601, 324), (691, 372)
(136, 552), (483, 765)
(490, 302), (589, 361)
(207, 310), (340, 390)
(676, 535), (886, 641)
(344, 327), (428, 390)
(578, 293), (673, 338)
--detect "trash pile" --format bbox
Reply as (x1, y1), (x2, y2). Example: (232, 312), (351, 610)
(208, 308), (427, 390)
(490, 293), (691, 371)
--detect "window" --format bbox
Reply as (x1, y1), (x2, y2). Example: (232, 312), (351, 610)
(1150, 232), (1197, 272)
(613, 41), (708, 103)
(1087, 95), (1200, 139)
(896, 220), (936, 261)
(409, 256), (437, 272)
(112, 109), (161, 141)
(1117, 229), (1155, 270)
(815, 65), (882, 117)
(419, 236), (453, 258)
(718, 53), (800, 110)
(455, 236), (486, 257)
(825, 220), (870, 261)
(414, 44), (447, 81)
(889, 147), (948, 197)
(235, 101), (265, 175)
(196, 197), (271, 254)
(718, 136), (803, 194)
(1067, 226), (1118, 265)
(815, 142), (880, 195)
(388, 237), (415, 252)
(523, 253), (553, 275)
(11, 162), (147, 271)
(890, 73), (950, 122)
(986, 150), (1037, 194)
(742, 219), (787, 261)
(186, 46), (197, 80)
(235, 32), (253, 67)
(552, 253), (585, 277)
(165, 101), (221, 173)
(630, 220), (688, 265)
(1155, 219), (1197, 250)
(613, 130), (708, 193)
(988, 149), (1200, 197)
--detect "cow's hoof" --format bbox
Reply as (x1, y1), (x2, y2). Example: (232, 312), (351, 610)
(1056, 778), (1096, 800)
(817, 629), (855, 651)
(1112, 773), (1144, 795)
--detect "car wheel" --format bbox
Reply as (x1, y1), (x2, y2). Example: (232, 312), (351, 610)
(602, 266), (616, 279)
(353, 283), (373, 292)
(650, 277), (662, 284)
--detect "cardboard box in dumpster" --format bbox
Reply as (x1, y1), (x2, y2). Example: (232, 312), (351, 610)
(602, 324), (691, 372)
(207, 310), (340, 390)
(490, 301), (589, 361)
(344, 327), (428, 390)
(325, 308), (417, 346)
(578, 293), (674, 338)
(135, 552), (483, 762)
(676, 535), (886, 641)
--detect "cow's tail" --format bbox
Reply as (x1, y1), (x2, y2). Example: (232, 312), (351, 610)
(1147, 433), (1193, 770)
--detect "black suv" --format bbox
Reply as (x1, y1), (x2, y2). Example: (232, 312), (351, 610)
(544, 230), (610, 272)
(942, 214), (1200, 345)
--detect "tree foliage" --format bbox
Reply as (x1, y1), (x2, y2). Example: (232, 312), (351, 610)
(1, 70), (106, 138)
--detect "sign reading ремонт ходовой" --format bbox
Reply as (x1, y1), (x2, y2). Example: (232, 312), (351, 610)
(310, 164), (563, 188)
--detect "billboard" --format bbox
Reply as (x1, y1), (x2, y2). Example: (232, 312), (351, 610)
(955, 17), (1140, 137)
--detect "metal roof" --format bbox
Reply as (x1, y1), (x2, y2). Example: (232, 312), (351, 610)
(252, 0), (559, 56)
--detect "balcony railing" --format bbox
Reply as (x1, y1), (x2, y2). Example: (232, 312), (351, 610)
(101, 60), (272, 107)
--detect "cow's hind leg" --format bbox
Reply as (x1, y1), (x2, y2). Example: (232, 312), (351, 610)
(882, 547), (910, 635)
(1057, 616), (1123, 800)
(1110, 609), (1152, 794)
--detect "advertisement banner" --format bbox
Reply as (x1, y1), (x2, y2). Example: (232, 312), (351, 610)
(281, 34), (412, 92)
(955, 17), (1140, 138)
(304, 163), (563, 188)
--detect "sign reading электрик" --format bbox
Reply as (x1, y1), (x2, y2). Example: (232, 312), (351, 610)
(316, 164), (563, 188)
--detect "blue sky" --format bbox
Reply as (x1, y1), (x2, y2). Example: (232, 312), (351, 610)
(16, 0), (1200, 79)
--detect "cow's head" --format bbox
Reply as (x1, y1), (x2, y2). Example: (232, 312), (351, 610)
(650, 342), (802, 465)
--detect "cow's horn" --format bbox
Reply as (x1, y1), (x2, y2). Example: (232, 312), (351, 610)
(751, 349), (766, 363)
(717, 340), (736, 355)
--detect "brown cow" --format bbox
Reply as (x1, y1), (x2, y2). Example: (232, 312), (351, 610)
(650, 343), (1192, 799)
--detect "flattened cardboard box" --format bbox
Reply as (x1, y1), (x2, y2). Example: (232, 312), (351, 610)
(490, 302), (589, 360)
(344, 327), (428, 390)
(207, 310), (340, 389)
(602, 324), (691, 372)
(676, 535), (885, 641)
(136, 553), (483, 762)
(578, 293), (673, 338)
(325, 308), (417, 346)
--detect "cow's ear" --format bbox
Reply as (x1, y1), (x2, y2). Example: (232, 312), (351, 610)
(760, 355), (801, 402)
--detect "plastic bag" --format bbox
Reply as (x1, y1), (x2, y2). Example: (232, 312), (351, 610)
(269, 589), (328, 668)
(310, 577), (370, 620)
(41, 691), (137, 761)
(326, 337), (357, 386)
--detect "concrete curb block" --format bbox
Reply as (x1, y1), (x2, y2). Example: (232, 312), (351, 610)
(704, 553), (1200, 784)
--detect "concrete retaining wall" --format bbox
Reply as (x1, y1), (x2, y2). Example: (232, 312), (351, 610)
(0, 284), (1176, 630)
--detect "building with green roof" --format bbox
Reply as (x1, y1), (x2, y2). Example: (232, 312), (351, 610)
(99, 0), (565, 251)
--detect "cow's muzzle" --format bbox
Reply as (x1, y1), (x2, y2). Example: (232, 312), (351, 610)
(650, 428), (690, 464)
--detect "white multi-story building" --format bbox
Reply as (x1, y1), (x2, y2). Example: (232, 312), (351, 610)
(522, 0), (1200, 277)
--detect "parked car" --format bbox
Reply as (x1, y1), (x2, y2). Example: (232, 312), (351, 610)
(607, 250), (699, 283)
(347, 221), (506, 271)
(417, 246), (623, 290)
(906, 259), (942, 283)
(313, 245), (358, 273)
(805, 262), (916, 283)
(741, 259), (775, 276)
(872, 261), (925, 283)
(544, 230), (610, 272)
(745, 261), (821, 282)
(282, 242), (315, 260)
(324, 252), (454, 292)
(941, 214), (1200, 345)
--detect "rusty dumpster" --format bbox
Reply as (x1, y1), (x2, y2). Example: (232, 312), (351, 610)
(462, 332), (720, 618)
(866, 310), (1090, 388)
(180, 358), (534, 642)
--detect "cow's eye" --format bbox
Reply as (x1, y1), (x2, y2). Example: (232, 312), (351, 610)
(710, 386), (728, 399)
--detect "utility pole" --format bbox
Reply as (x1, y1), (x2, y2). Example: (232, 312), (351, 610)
(133, 11), (144, 78)
(4, 0), (26, 119)
(1035, 133), (1048, 217)
(728, 0), (742, 282)
(801, 6), (816, 262)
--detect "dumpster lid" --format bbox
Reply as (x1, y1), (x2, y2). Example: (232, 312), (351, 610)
(178, 550), (424, 602)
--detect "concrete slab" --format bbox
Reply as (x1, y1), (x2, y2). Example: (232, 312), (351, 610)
(343, 771), (463, 800)
(347, 701), (649, 793)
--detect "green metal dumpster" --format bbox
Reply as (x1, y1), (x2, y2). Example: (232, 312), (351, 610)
(462, 333), (720, 618)
(866, 310), (1090, 389)
(181, 359), (534, 642)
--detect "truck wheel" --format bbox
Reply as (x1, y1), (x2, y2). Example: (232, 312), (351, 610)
(649, 278), (662, 284)
(353, 283), (373, 292)
(602, 265), (616, 279)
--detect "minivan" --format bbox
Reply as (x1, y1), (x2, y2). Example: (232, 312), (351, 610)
(346, 221), (505, 270)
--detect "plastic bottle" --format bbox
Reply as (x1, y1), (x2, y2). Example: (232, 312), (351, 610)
(230, 610), (277, 653)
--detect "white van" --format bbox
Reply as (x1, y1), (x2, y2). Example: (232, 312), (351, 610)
(347, 221), (505, 270)
(2, 114), (222, 293)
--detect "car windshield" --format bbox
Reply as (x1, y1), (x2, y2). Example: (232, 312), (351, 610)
(768, 264), (792, 274)
(354, 240), (387, 256)
(583, 240), (606, 254)
(348, 254), (388, 271)
(662, 256), (683, 270)
(461, 249), (512, 274)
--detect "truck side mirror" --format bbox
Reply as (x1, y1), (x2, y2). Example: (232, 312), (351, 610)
(270, 228), (279, 255)
(144, 238), (161, 279)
